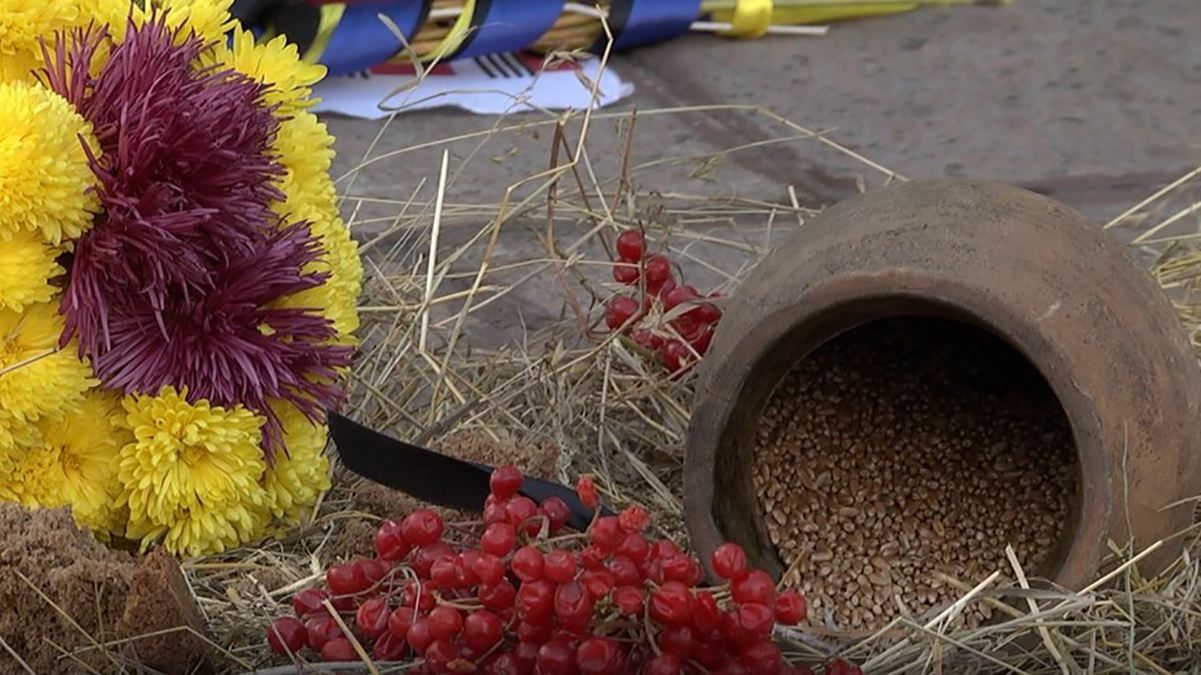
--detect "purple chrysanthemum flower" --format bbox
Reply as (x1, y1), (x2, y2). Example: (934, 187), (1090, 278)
(41, 15), (353, 452)
(93, 223), (354, 449)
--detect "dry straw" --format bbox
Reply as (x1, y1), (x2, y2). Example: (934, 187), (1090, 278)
(22, 46), (1201, 674)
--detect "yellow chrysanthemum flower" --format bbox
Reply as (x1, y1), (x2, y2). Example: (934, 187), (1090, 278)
(135, 0), (235, 46)
(35, 392), (129, 535)
(0, 408), (38, 453)
(0, 303), (97, 424)
(6, 444), (67, 509)
(127, 498), (267, 558)
(271, 112), (362, 339)
(0, 81), (101, 244)
(117, 386), (269, 556)
(262, 402), (331, 524)
(0, 1), (79, 83)
(209, 29), (326, 116)
(275, 205), (363, 339)
(0, 231), (64, 312)
(274, 110), (338, 213)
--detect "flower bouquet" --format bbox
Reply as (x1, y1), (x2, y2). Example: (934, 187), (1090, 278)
(0, 0), (361, 557)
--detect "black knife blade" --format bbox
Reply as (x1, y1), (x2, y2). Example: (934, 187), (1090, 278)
(328, 413), (610, 531)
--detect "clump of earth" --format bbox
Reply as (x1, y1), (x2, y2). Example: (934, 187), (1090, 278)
(0, 505), (214, 673)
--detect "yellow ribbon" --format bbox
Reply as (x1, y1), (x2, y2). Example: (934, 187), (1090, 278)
(719, 0), (773, 37)
(418, 0), (478, 62)
(303, 3), (346, 65)
(711, 1), (922, 33)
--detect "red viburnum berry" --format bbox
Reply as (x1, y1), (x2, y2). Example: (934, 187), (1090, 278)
(604, 296), (641, 331)
(663, 285), (700, 312)
(321, 637), (358, 662)
(659, 339), (691, 373)
(358, 558), (390, 587)
(490, 464), (524, 499)
(267, 616), (307, 654)
(651, 540), (680, 560)
(644, 255), (672, 290)
(612, 586), (643, 616)
(616, 533), (650, 564)
(413, 542), (455, 577)
(576, 636), (622, 675)
(643, 654), (683, 675)
(649, 581), (693, 626)
(326, 563), (369, 596)
(695, 300), (722, 324)
(481, 522), (518, 556)
(374, 520), (411, 562)
(537, 640), (577, 675)
(545, 550), (578, 583)
(732, 570), (776, 606)
(484, 497), (509, 525)
(774, 590), (808, 625)
(541, 498), (571, 533)
(517, 620), (553, 645)
(589, 517), (623, 551)
(304, 616), (342, 652)
(424, 638), (459, 673)
(291, 587), (330, 618)
(554, 580), (595, 626)
(479, 579), (518, 611)
(736, 604), (775, 638)
(578, 545), (606, 570)
(472, 553), (506, 586)
(616, 230), (645, 262)
(659, 624), (697, 658)
(388, 606), (417, 640)
(355, 598), (391, 639)
(739, 642), (782, 675)
(373, 631), (406, 660)
(516, 579), (556, 626)
(711, 542), (749, 581)
(576, 475), (600, 510)
(431, 556), (463, 589)
(825, 659), (862, 675)
(407, 619), (436, 655)
(689, 324), (715, 355)
(580, 569), (616, 600)
(714, 659), (751, 675)
(617, 505), (650, 533)
(463, 610), (504, 650)
(607, 556), (642, 587)
(692, 591), (720, 633)
(512, 546), (546, 581)
(613, 261), (640, 285)
(507, 496), (542, 537)
(402, 509), (446, 546)
(630, 328), (664, 351)
(428, 606), (464, 640)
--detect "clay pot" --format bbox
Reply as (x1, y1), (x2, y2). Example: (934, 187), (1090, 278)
(684, 180), (1201, 589)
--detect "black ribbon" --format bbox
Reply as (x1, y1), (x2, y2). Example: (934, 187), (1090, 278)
(231, 0), (321, 55)
(328, 413), (611, 531)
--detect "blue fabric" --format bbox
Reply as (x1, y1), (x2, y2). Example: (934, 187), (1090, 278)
(455, 0), (566, 60)
(322, 1), (429, 76)
(603, 0), (700, 52)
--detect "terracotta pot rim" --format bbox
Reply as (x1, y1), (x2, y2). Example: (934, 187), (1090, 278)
(685, 180), (1201, 595)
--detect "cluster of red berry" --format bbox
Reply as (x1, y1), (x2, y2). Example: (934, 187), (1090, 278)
(603, 230), (723, 373)
(266, 467), (862, 675)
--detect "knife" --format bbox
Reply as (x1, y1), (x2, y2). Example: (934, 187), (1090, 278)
(328, 412), (611, 531)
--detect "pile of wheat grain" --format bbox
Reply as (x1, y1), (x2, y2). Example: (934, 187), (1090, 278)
(753, 317), (1078, 632)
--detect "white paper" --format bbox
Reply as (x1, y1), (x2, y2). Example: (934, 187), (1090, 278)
(312, 52), (633, 119)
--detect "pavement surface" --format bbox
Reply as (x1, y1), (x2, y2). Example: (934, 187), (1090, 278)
(323, 0), (1201, 345)
(327, 0), (1201, 225)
